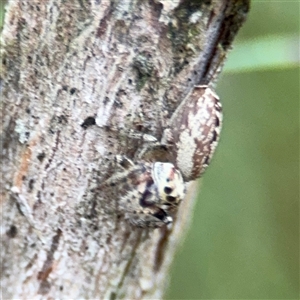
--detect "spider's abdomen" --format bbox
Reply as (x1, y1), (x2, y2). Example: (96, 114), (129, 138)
(162, 86), (222, 181)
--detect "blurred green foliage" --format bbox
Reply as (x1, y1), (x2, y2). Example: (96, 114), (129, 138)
(166, 1), (299, 299)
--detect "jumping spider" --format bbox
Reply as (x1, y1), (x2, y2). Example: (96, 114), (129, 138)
(99, 86), (222, 228)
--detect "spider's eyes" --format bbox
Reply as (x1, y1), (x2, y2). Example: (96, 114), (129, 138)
(166, 196), (177, 203)
(164, 187), (173, 194)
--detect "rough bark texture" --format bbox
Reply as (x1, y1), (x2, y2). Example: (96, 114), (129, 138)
(1, 0), (249, 299)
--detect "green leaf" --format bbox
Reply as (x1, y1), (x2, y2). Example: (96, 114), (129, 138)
(224, 34), (299, 73)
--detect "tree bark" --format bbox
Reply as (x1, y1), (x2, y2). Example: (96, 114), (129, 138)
(1, 0), (250, 299)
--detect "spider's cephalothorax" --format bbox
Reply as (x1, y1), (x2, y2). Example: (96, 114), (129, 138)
(100, 85), (222, 227)
(99, 157), (185, 227)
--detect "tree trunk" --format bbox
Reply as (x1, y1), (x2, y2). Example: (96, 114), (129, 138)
(1, 0), (250, 298)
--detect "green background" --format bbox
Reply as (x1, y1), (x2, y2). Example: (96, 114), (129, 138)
(166, 1), (299, 299)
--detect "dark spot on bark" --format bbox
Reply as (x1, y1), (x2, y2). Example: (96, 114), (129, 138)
(6, 225), (18, 238)
(215, 116), (220, 127)
(28, 179), (35, 191)
(27, 55), (32, 63)
(37, 152), (45, 162)
(103, 96), (110, 104)
(62, 85), (68, 91)
(93, 225), (99, 231)
(70, 87), (76, 95)
(26, 107), (31, 114)
(128, 79), (132, 84)
(57, 115), (68, 124)
(81, 116), (96, 129)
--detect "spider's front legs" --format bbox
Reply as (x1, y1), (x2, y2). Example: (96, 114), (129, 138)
(102, 158), (186, 228)
(114, 155), (135, 170)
